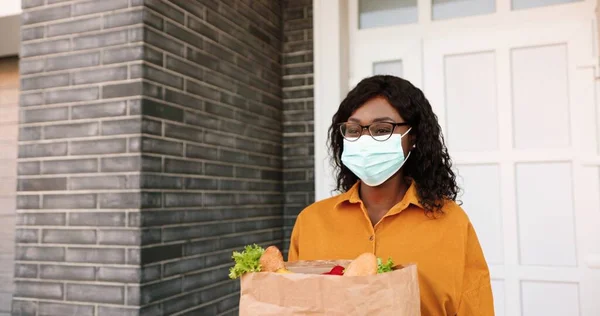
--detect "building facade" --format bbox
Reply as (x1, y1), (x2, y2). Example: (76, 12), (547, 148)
(1, 0), (600, 315)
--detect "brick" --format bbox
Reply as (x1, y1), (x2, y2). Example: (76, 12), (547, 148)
(164, 123), (203, 143)
(47, 16), (102, 37)
(163, 222), (230, 241)
(163, 193), (203, 207)
(185, 144), (218, 160)
(38, 302), (94, 316)
(102, 81), (142, 99)
(21, 107), (67, 124)
(40, 265), (95, 281)
(43, 122), (99, 139)
(72, 65), (128, 85)
(182, 113), (221, 133)
(145, 28), (185, 56)
(42, 194), (96, 209)
(17, 195), (40, 209)
(142, 118), (163, 136)
(15, 281), (63, 300)
(188, 16), (220, 43)
(97, 306), (139, 316)
(69, 212), (125, 227)
(171, 0), (205, 19)
(42, 229), (96, 244)
(164, 158), (202, 174)
(97, 267), (140, 283)
(147, 65), (184, 89)
(164, 21), (202, 50)
(19, 142), (68, 158)
(100, 118), (143, 136)
(45, 87), (99, 105)
(46, 51), (100, 72)
(163, 256), (204, 277)
(164, 89), (203, 112)
(66, 248), (125, 264)
(104, 9), (144, 29)
(22, 5), (71, 25)
(15, 229), (38, 243)
(127, 248), (140, 265)
(73, 29), (129, 51)
(72, 101), (127, 119)
(141, 244), (182, 264)
(15, 264), (38, 278)
(203, 192), (237, 206)
(70, 138), (127, 155)
(103, 45), (143, 64)
(183, 265), (229, 291)
(21, 38), (70, 57)
(41, 158), (98, 174)
(165, 55), (204, 83)
(22, 0), (44, 8)
(11, 300), (37, 316)
(20, 92), (44, 106)
(139, 277), (182, 305)
(146, 0), (185, 23)
(20, 59), (45, 75)
(235, 166), (260, 179)
(21, 73), (70, 91)
(17, 213), (66, 226)
(139, 174), (182, 190)
(204, 101), (236, 119)
(98, 229), (140, 245)
(141, 137), (184, 156)
(204, 163), (233, 177)
(184, 178), (218, 190)
(101, 155), (161, 172)
(101, 192), (162, 209)
(66, 284), (124, 305)
(19, 126), (42, 141)
(140, 265), (161, 283)
(16, 246), (65, 261)
(142, 98), (185, 122)
(183, 238), (220, 256)
(73, 0), (128, 16)
(18, 177), (67, 191)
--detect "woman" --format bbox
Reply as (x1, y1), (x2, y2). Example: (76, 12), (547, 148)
(288, 75), (494, 315)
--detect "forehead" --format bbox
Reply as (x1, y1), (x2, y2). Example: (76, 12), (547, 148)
(348, 96), (403, 123)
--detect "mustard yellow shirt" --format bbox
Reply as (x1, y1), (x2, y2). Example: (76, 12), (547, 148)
(288, 181), (494, 316)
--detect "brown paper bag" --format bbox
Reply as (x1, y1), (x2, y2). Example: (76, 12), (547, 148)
(239, 260), (420, 316)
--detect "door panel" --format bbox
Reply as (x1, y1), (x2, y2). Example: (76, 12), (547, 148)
(422, 20), (599, 316)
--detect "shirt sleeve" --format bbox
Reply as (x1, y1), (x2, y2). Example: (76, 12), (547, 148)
(287, 214), (301, 262)
(457, 222), (495, 315)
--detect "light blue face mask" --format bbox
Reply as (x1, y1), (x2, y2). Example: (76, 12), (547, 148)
(341, 128), (412, 187)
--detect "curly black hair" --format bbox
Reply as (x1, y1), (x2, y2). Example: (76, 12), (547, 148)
(327, 75), (459, 214)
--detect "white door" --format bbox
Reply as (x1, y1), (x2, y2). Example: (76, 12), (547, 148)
(348, 0), (600, 315)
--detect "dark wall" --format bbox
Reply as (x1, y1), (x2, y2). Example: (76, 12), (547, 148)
(14, 0), (284, 315)
(282, 0), (315, 258)
(134, 0), (284, 314)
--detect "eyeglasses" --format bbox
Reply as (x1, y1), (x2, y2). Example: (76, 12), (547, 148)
(339, 122), (410, 142)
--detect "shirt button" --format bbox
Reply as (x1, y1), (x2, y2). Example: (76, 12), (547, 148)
(369, 235), (374, 241)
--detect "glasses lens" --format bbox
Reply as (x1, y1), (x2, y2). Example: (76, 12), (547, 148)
(369, 122), (394, 141)
(340, 123), (361, 140)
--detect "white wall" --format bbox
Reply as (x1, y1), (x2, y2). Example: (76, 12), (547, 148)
(0, 0), (21, 57)
(0, 0), (21, 17)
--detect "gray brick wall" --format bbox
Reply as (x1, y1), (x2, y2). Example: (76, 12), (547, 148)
(14, 0), (310, 314)
(282, 0), (315, 258)
(15, 0), (156, 314)
(133, 1), (283, 314)
(16, 0), (283, 314)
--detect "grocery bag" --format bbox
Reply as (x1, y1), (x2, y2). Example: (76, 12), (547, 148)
(239, 260), (420, 316)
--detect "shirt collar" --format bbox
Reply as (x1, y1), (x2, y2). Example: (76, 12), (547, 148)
(335, 179), (423, 214)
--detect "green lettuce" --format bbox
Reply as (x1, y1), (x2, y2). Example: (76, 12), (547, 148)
(377, 257), (394, 273)
(228, 244), (265, 279)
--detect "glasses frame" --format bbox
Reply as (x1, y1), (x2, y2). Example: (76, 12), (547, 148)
(338, 121), (410, 142)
